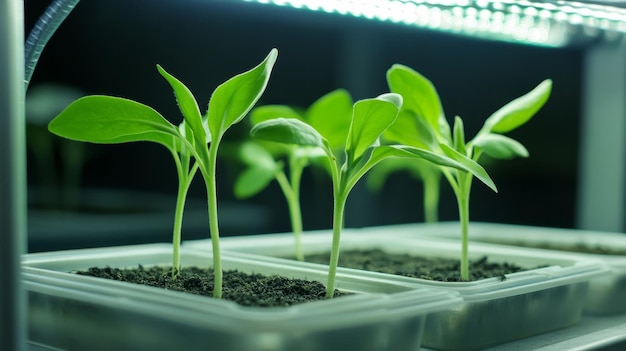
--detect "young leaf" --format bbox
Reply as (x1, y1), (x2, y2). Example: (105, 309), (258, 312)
(374, 93), (403, 109)
(387, 64), (443, 136)
(208, 48), (278, 140)
(452, 116), (466, 155)
(251, 105), (303, 125)
(439, 143), (498, 192)
(178, 117), (210, 149)
(346, 93), (402, 162)
(346, 144), (465, 192)
(473, 134), (529, 159)
(482, 79), (552, 134)
(234, 142), (281, 198)
(238, 141), (277, 170)
(234, 166), (278, 198)
(48, 95), (179, 149)
(157, 65), (208, 144)
(384, 110), (436, 150)
(251, 117), (328, 150)
(306, 89), (353, 150)
(370, 145), (468, 172)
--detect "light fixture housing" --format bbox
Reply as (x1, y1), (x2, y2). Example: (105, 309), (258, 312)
(240, 0), (626, 47)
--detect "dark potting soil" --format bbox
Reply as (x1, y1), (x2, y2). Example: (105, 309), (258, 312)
(76, 266), (348, 307)
(304, 249), (529, 282)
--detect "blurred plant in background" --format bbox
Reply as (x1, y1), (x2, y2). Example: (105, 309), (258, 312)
(26, 82), (87, 209)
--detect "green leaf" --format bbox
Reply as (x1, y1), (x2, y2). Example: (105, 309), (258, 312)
(208, 48), (278, 140)
(384, 110), (435, 149)
(48, 95), (179, 149)
(177, 121), (194, 153)
(178, 117), (208, 147)
(234, 166), (277, 198)
(452, 116), (466, 155)
(439, 143), (498, 192)
(306, 89), (353, 150)
(387, 64), (443, 137)
(238, 141), (277, 170)
(157, 65), (208, 144)
(482, 79), (552, 134)
(372, 145), (469, 171)
(250, 117), (328, 149)
(473, 134), (529, 159)
(376, 92), (403, 108)
(251, 105), (303, 125)
(346, 93), (402, 162)
(346, 144), (465, 192)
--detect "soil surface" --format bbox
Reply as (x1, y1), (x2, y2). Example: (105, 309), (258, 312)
(484, 240), (626, 256)
(304, 249), (530, 282)
(76, 266), (348, 307)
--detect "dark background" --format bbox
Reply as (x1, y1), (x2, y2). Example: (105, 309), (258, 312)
(24, 1), (582, 249)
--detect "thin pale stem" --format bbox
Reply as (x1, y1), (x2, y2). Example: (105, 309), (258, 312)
(171, 163), (198, 279)
(326, 191), (347, 298)
(172, 177), (187, 277)
(421, 169), (440, 223)
(441, 167), (461, 196)
(169, 147), (193, 278)
(290, 159), (305, 260)
(275, 168), (304, 261)
(322, 148), (345, 298)
(169, 149), (185, 278)
(441, 166), (467, 279)
(205, 141), (223, 299)
(455, 171), (473, 281)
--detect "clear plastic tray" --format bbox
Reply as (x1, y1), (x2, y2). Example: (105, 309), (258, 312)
(184, 229), (608, 350)
(376, 221), (626, 316)
(22, 244), (460, 351)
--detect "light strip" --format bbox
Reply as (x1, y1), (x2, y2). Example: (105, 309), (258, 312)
(241, 0), (626, 47)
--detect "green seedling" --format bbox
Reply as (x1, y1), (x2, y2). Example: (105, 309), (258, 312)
(234, 140), (310, 261)
(386, 64), (552, 281)
(48, 49), (278, 298)
(48, 93), (199, 280)
(367, 97), (446, 223)
(250, 92), (486, 297)
(234, 90), (353, 260)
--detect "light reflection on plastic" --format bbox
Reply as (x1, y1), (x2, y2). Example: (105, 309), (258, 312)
(240, 0), (626, 47)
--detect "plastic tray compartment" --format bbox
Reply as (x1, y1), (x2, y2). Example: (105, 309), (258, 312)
(185, 230), (608, 350)
(376, 221), (626, 316)
(22, 244), (460, 351)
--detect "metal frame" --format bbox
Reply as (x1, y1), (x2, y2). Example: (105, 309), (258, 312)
(0, 1), (26, 350)
(577, 40), (626, 232)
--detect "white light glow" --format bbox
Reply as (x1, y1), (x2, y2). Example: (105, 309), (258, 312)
(240, 0), (626, 47)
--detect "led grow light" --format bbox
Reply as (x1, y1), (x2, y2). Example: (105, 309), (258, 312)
(241, 0), (626, 47)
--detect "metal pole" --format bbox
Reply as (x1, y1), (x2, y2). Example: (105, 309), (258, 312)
(577, 41), (626, 232)
(0, 0), (27, 350)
